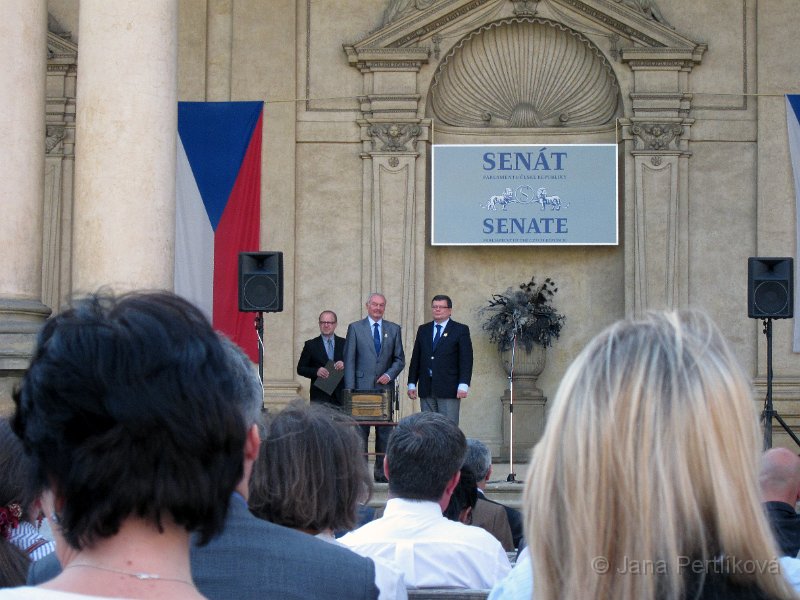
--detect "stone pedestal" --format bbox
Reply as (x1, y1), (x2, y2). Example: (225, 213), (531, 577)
(498, 346), (548, 463)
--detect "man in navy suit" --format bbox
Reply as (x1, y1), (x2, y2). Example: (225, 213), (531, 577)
(297, 310), (346, 407)
(407, 294), (473, 425)
(344, 293), (405, 482)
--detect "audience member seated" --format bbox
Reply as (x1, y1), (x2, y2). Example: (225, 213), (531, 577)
(3, 291), (247, 599)
(0, 419), (54, 564)
(760, 447), (800, 557)
(490, 310), (797, 600)
(249, 402), (405, 600)
(443, 467), (478, 525)
(341, 412), (511, 589)
(24, 294), (380, 600)
(463, 439), (516, 551)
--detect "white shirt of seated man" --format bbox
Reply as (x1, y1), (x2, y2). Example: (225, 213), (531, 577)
(340, 497), (511, 589)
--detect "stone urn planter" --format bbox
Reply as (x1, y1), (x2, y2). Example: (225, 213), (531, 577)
(498, 345), (548, 463)
(479, 276), (565, 463)
(500, 343), (546, 398)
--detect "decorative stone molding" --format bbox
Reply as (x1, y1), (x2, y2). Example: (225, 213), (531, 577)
(45, 125), (65, 153)
(630, 122), (683, 151)
(613, 0), (671, 27)
(512, 0), (539, 17)
(368, 122), (422, 151)
(344, 46), (430, 71)
(430, 18), (620, 128)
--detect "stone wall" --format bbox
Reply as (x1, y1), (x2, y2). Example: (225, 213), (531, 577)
(19, 0), (800, 455)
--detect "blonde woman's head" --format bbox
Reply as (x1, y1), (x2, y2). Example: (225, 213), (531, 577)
(526, 310), (795, 600)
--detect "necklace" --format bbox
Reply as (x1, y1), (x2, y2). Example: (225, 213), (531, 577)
(65, 562), (194, 586)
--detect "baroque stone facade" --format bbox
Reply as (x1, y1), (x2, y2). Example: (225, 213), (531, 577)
(3, 0), (800, 457)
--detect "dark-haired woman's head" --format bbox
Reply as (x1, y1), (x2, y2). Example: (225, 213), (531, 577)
(12, 291), (246, 550)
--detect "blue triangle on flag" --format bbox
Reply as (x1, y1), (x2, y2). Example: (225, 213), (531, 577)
(178, 101), (263, 229)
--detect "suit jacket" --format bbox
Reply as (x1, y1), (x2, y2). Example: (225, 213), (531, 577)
(344, 318), (405, 391)
(29, 498), (379, 600)
(296, 334), (346, 405)
(764, 501), (800, 557)
(407, 319), (473, 398)
(471, 496), (514, 552)
(192, 496), (378, 599)
(477, 489), (524, 550)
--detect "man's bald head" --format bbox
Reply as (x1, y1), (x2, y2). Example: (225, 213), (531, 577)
(759, 447), (800, 505)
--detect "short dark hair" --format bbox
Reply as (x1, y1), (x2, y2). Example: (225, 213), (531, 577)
(0, 538), (29, 587)
(319, 310), (338, 323)
(385, 412), (466, 501)
(12, 291), (246, 550)
(443, 466), (478, 522)
(464, 438), (492, 482)
(431, 295), (452, 308)
(249, 402), (371, 532)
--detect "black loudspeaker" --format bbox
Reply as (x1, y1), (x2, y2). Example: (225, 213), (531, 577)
(748, 257), (793, 319)
(238, 252), (283, 312)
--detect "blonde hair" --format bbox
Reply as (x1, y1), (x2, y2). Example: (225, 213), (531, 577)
(526, 310), (796, 600)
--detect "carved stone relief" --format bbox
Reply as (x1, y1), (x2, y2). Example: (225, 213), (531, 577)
(630, 122), (683, 151)
(368, 122), (423, 151)
(429, 18), (620, 128)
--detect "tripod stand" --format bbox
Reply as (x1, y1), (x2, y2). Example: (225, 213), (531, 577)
(760, 317), (800, 449)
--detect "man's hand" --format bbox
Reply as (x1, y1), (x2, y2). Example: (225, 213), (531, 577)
(376, 374), (390, 385)
(408, 388), (418, 399)
(457, 389), (468, 399)
(333, 360), (344, 370)
(316, 367), (330, 379)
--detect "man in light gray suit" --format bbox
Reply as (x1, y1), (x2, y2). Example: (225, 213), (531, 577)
(344, 293), (405, 482)
(29, 337), (379, 600)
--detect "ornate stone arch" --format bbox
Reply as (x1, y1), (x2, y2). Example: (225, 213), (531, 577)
(429, 17), (622, 129)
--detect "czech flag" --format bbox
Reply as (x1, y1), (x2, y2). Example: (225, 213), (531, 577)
(785, 96), (800, 352)
(175, 101), (263, 361)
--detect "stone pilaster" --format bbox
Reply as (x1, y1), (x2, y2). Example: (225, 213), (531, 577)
(347, 47), (430, 413)
(0, 0), (50, 408)
(43, 32), (78, 313)
(619, 46), (705, 317)
(72, 0), (178, 293)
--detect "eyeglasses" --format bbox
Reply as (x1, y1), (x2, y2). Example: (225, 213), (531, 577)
(431, 305), (450, 310)
(319, 321), (336, 325)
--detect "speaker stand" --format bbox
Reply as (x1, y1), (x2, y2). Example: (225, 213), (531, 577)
(760, 318), (800, 450)
(254, 312), (264, 383)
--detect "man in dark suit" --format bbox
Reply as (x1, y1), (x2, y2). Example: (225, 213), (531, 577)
(29, 338), (379, 600)
(344, 293), (405, 482)
(407, 294), (473, 425)
(296, 310), (345, 407)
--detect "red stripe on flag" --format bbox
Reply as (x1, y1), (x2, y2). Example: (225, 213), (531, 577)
(212, 113), (263, 362)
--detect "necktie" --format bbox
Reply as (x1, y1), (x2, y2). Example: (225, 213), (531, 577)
(326, 338), (334, 361)
(373, 322), (381, 355)
(433, 323), (442, 350)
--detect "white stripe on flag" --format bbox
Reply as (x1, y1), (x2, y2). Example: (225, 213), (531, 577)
(786, 97), (800, 352)
(175, 136), (215, 321)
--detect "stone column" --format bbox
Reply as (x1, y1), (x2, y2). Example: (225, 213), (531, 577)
(0, 0), (50, 407)
(205, 0), (232, 101)
(72, 0), (178, 293)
